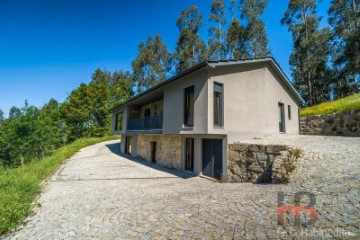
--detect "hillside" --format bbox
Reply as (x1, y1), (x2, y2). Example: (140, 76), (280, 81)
(300, 94), (360, 117)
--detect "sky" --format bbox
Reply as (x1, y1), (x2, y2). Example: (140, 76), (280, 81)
(0, 0), (330, 117)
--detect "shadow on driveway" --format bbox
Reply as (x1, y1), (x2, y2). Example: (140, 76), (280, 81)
(106, 142), (197, 180)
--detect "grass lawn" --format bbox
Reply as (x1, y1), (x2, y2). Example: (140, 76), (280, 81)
(0, 135), (119, 235)
(300, 94), (360, 117)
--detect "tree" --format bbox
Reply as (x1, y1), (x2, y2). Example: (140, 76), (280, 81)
(0, 109), (4, 125)
(282, 0), (332, 105)
(36, 99), (65, 151)
(132, 34), (172, 93)
(0, 102), (43, 167)
(109, 70), (134, 108)
(8, 106), (22, 120)
(226, 19), (249, 59)
(91, 68), (111, 85)
(328, 0), (360, 98)
(239, 0), (271, 58)
(208, 0), (227, 60)
(174, 5), (207, 72)
(61, 83), (93, 141)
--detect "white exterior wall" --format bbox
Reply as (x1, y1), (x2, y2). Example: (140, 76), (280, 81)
(207, 62), (300, 143)
(162, 70), (209, 134)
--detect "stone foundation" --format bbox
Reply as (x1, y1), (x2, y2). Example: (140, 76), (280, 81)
(137, 134), (182, 170)
(300, 110), (360, 136)
(227, 143), (300, 184)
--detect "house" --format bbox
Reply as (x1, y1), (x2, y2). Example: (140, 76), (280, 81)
(111, 58), (304, 181)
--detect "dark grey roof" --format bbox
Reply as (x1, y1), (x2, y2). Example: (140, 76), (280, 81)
(111, 57), (304, 111)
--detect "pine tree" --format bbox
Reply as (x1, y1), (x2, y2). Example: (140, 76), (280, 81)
(174, 5), (207, 72)
(132, 34), (171, 93)
(328, 0), (360, 98)
(282, 0), (332, 105)
(239, 0), (271, 58)
(208, 0), (227, 60)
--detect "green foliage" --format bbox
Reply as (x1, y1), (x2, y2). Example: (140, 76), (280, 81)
(226, 19), (249, 59)
(300, 93), (360, 117)
(61, 68), (133, 142)
(238, 0), (271, 58)
(282, 0), (332, 106)
(208, 0), (227, 60)
(0, 109), (4, 126)
(0, 102), (44, 167)
(174, 5), (208, 72)
(132, 34), (172, 93)
(0, 68), (133, 168)
(328, 0), (360, 98)
(293, 148), (302, 159)
(109, 70), (134, 107)
(0, 136), (118, 234)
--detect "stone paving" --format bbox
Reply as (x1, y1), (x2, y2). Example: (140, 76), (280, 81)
(4, 135), (360, 240)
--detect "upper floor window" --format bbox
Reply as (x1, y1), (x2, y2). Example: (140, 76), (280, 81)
(214, 82), (223, 126)
(184, 86), (194, 126)
(115, 112), (123, 131)
(288, 105), (291, 120)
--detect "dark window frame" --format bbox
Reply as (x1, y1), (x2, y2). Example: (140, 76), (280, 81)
(278, 102), (285, 133)
(213, 82), (224, 127)
(184, 85), (195, 127)
(288, 105), (291, 120)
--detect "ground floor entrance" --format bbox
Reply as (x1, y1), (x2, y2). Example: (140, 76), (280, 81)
(202, 139), (223, 179)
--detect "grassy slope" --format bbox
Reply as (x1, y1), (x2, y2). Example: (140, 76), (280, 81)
(0, 135), (119, 234)
(300, 94), (360, 117)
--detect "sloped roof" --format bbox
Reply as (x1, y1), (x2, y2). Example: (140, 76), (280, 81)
(111, 57), (304, 111)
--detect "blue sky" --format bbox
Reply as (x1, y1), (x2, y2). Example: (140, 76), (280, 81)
(0, 0), (330, 116)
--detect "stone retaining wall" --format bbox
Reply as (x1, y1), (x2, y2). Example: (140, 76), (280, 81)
(137, 134), (182, 170)
(227, 143), (300, 184)
(300, 110), (360, 136)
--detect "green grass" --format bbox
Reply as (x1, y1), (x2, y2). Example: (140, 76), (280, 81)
(0, 135), (119, 235)
(300, 94), (360, 117)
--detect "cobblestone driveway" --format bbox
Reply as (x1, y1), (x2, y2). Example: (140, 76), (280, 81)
(6, 136), (360, 239)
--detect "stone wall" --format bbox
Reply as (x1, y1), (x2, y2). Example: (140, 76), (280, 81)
(137, 134), (182, 170)
(227, 143), (300, 184)
(300, 110), (360, 136)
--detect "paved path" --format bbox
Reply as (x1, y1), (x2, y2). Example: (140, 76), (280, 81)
(5, 136), (360, 239)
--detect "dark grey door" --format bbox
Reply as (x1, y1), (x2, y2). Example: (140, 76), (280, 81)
(202, 139), (223, 179)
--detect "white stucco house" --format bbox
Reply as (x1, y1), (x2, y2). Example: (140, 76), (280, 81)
(111, 58), (304, 181)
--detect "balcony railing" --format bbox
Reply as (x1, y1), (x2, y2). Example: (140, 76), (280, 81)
(127, 115), (163, 130)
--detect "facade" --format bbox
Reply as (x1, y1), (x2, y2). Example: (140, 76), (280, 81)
(111, 58), (304, 182)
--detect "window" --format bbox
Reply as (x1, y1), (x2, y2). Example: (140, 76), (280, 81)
(184, 86), (194, 126)
(129, 110), (140, 120)
(115, 112), (123, 131)
(213, 83), (223, 126)
(278, 103), (285, 133)
(288, 105), (291, 120)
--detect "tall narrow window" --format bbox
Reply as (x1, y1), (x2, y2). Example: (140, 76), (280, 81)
(115, 112), (123, 131)
(278, 103), (285, 133)
(214, 83), (223, 126)
(184, 86), (194, 126)
(288, 105), (291, 120)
